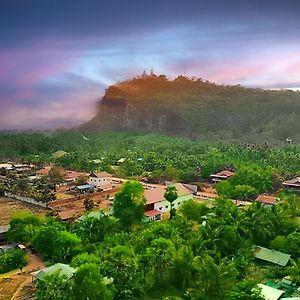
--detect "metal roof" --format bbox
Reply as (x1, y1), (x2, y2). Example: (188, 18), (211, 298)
(76, 184), (93, 190)
(257, 284), (285, 300)
(254, 246), (291, 266)
(0, 225), (10, 234)
(34, 263), (76, 281)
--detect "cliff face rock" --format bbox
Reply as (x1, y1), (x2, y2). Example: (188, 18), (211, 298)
(80, 75), (300, 142)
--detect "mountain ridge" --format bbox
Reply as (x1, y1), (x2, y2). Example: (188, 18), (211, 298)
(79, 74), (300, 142)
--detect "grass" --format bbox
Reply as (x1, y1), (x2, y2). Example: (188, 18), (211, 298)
(144, 286), (183, 299)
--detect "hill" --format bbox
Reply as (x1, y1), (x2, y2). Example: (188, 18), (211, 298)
(80, 75), (300, 142)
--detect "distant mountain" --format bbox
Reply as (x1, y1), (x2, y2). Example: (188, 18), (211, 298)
(80, 74), (300, 142)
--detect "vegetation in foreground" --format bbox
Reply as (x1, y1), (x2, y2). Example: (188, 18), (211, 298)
(5, 180), (300, 299)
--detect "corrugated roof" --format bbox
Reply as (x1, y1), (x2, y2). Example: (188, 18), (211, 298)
(257, 284), (285, 300)
(0, 225), (10, 234)
(144, 183), (194, 205)
(254, 246), (291, 266)
(144, 210), (161, 217)
(283, 177), (300, 187)
(256, 195), (277, 205)
(35, 263), (76, 281)
(89, 172), (112, 178)
(211, 170), (235, 178)
(76, 184), (93, 190)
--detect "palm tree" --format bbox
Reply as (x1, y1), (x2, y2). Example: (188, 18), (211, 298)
(164, 186), (178, 219)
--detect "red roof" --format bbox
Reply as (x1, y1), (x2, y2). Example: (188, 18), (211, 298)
(211, 170), (235, 178)
(144, 210), (161, 217)
(65, 171), (88, 181)
(256, 194), (277, 205)
(144, 183), (194, 205)
(36, 166), (51, 175)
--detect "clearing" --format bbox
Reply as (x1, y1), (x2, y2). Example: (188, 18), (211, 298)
(0, 197), (45, 226)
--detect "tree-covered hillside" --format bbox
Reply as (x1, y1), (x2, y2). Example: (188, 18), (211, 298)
(80, 75), (300, 143)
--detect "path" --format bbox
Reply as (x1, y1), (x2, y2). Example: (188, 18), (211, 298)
(0, 253), (44, 300)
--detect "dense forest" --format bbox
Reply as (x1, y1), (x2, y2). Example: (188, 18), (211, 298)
(0, 132), (299, 179)
(1, 131), (299, 202)
(80, 75), (300, 143)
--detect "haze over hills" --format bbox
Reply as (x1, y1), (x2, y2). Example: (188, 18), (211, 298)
(79, 74), (300, 143)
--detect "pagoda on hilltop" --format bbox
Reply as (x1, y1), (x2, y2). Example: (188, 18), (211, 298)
(141, 68), (156, 78)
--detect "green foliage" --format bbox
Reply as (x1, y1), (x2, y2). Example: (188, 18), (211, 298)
(72, 263), (113, 300)
(0, 249), (28, 274)
(225, 280), (264, 300)
(33, 225), (81, 263)
(179, 200), (209, 221)
(6, 212), (44, 243)
(35, 272), (72, 300)
(113, 181), (145, 227)
(83, 197), (94, 211)
(75, 214), (119, 244)
(164, 186), (178, 219)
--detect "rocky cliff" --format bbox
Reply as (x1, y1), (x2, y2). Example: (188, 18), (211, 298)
(80, 75), (300, 142)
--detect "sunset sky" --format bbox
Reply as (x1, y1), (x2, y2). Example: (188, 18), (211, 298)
(1, 0), (300, 130)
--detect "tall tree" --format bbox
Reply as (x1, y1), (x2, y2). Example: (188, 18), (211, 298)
(164, 186), (178, 219)
(113, 181), (145, 227)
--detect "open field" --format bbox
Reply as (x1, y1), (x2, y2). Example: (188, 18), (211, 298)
(0, 253), (44, 300)
(0, 197), (45, 226)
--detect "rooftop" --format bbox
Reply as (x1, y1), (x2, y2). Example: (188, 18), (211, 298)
(257, 284), (285, 300)
(283, 177), (300, 187)
(144, 183), (194, 205)
(89, 171), (112, 178)
(254, 246), (291, 266)
(210, 170), (235, 178)
(144, 210), (161, 217)
(76, 184), (93, 190)
(256, 194), (278, 205)
(0, 225), (10, 234)
(33, 263), (76, 281)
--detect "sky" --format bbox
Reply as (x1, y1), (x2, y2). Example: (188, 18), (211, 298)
(1, 0), (300, 130)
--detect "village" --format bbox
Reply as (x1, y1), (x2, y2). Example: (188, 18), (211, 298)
(0, 155), (300, 299)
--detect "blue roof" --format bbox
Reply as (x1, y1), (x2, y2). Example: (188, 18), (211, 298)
(76, 184), (93, 190)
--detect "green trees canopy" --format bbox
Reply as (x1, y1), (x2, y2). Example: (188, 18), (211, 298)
(112, 181), (145, 227)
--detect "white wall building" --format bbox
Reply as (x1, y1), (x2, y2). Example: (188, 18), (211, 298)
(89, 172), (113, 190)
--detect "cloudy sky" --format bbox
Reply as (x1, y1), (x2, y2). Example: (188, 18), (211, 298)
(1, 0), (300, 130)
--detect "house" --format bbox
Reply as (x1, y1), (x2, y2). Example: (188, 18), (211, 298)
(0, 243), (25, 253)
(253, 246), (291, 266)
(0, 225), (9, 242)
(197, 191), (218, 201)
(283, 177), (300, 193)
(257, 284), (285, 300)
(0, 163), (14, 171)
(91, 159), (102, 164)
(89, 172), (113, 191)
(75, 184), (93, 193)
(144, 183), (194, 221)
(65, 171), (88, 182)
(256, 194), (278, 207)
(210, 170), (235, 183)
(32, 263), (76, 282)
(36, 166), (52, 177)
(117, 158), (126, 164)
(58, 209), (85, 222)
(144, 210), (162, 222)
(13, 163), (33, 172)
